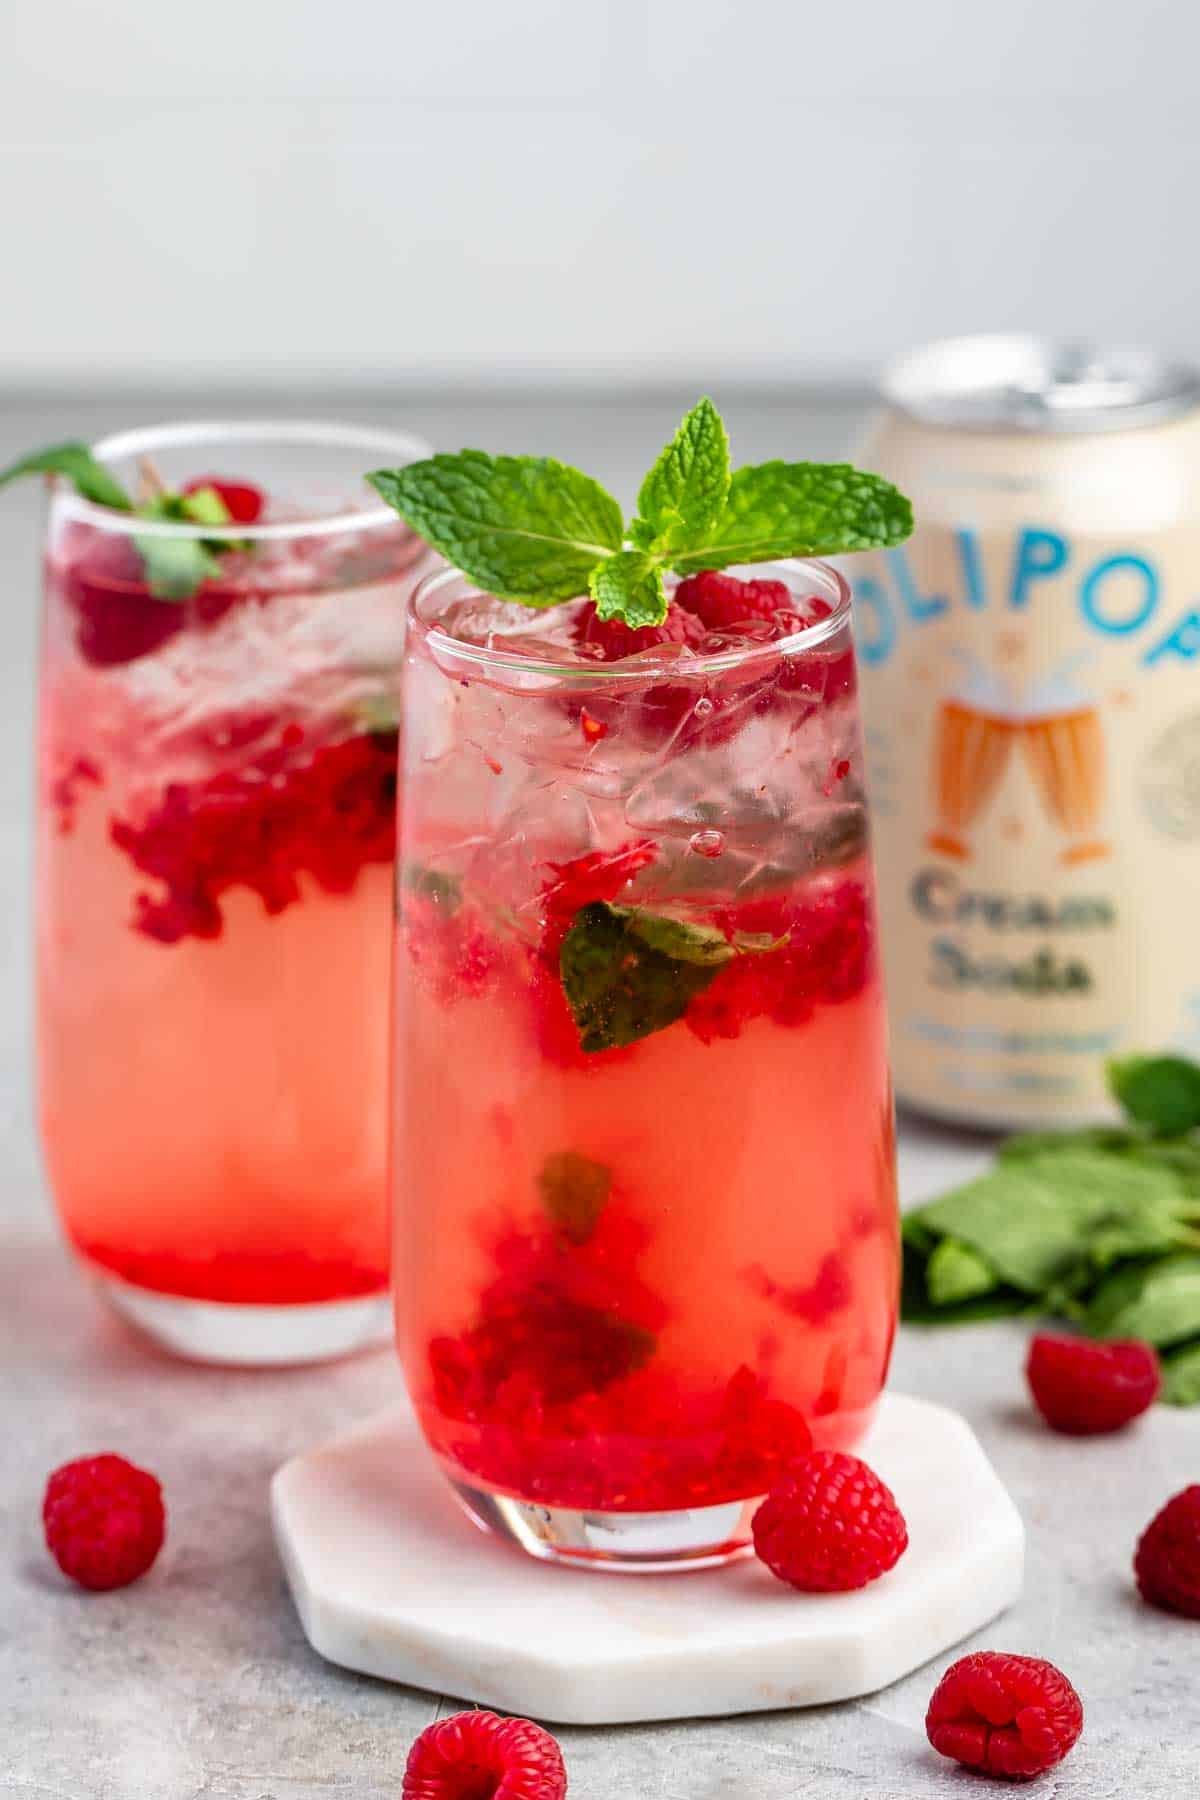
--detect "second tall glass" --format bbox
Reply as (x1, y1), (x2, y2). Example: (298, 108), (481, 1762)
(392, 560), (899, 1570)
(37, 421), (430, 1363)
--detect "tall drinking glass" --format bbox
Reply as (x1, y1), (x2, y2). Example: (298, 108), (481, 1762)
(392, 561), (899, 1570)
(37, 421), (430, 1364)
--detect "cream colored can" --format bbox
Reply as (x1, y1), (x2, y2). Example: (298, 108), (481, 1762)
(855, 336), (1200, 1128)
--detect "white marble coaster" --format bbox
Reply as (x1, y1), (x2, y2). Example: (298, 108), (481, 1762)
(271, 1393), (1023, 1725)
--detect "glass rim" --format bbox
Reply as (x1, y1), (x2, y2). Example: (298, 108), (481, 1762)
(408, 558), (853, 684)
(55, 418), (431, 542)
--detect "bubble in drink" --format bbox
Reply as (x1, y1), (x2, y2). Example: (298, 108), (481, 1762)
(689, 828), (725, 858)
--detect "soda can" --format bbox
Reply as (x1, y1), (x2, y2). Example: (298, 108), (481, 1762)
(855, 335), (1200, 1128)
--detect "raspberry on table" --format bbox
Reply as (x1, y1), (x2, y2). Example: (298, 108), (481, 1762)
(573, 599), (705, 662)
(751, 1451), (908, 1591)
(42, 1453), (165, 1591)
(926, 1650), (1083, 1781)
(1025, 1332), (1160, 1435)
(1135, 1484), (1200, 1618)
(403, 1710), (566, 1800)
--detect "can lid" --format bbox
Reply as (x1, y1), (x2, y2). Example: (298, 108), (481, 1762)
(883, 334), (1200, 433)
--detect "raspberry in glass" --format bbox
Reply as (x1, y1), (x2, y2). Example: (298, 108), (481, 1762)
(675, 569), (823, 632)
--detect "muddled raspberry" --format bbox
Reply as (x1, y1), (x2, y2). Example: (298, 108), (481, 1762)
(751, 1451), (908, 1591)
(43, 1454), (165, 1591)
(423, 1207), (817, 1512)
(1026, 1332), (1160, 1435)
(182, 476), (265, 524)
(926, 1651), (1084, 1780)
(50, 754), (102, 835)
(1135, 1485), (1200, 1618)
(573, 599), (705, 662)
(403, 1710), (566, 1800)
(111, 725), (398, 943)
(540, 840), (657, 933)
(675, 569), (822, 633)
(744, 1253), (852, 1325)
(686, 882), (874, 1043)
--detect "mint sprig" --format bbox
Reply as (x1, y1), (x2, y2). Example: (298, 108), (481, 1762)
(1, 441), (245, 601)
(369, 398), (913, 627)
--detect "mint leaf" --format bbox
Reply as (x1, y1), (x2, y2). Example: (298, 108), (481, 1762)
(171, 484), (231, 529)
(538, 1149), (612, 1245)
(629, 396), (729, 557)
(1086, 1252), (1200, 1346)
(588, 551), (666, 628)
(369, 452), (623, 606)
(0, 441), (132, 512)
(1108, 1053), (1200, 1136)
(672, 462), (913, 574)
(559, 902), (737, 1052)
(401, 862), (461, 912)
(926, 1238), (998, 1308)
(1000, 1126), (1139, 1160)
(622, 910), (737, 965)
(133, 534), (222, 600)
(132, 484), (244, 600)
(1162, 1339), (1200, 1405)
(907, 1151), (1195, 1299)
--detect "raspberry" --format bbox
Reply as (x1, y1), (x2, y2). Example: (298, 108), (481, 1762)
(182, 476), (265, 524)
(1134, 1484), (1200, 1618)
(58, 530), (186, 667)
(675, 569), (831, 634)
(43, 1454), (165, 1591)
(540, 840), (656, 931)
(573, 599), (705, 662)
(1025, 1332), (1160, 1435)
(111, 724), (399, 943)
(751, 1451), (907, 1591)
(926, 1651), (1083, 1781)
(402, 1710), (566, 1800)
(685, 881), (874, 1044)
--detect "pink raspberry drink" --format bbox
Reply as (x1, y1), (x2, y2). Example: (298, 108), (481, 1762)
(34, 422), (429, 1363)
(392, 560), (900, 1568)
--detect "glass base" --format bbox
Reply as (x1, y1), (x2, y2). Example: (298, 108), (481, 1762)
(91, 1267), (392, 1367)
(449, 1476), (760, 1572)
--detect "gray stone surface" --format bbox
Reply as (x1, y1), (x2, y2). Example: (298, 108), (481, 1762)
(3, 397), (1198, 1797)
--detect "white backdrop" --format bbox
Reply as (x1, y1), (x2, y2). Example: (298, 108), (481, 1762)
(4, 0), (1200, 389)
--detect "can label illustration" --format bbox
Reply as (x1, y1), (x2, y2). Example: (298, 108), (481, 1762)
(856, 337), (1200, 1127)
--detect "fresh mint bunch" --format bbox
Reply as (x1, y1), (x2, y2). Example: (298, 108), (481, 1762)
(901, 1050), (1200, 1406)
(0, 441), (242, 600)
(368, 398), (913, 627)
